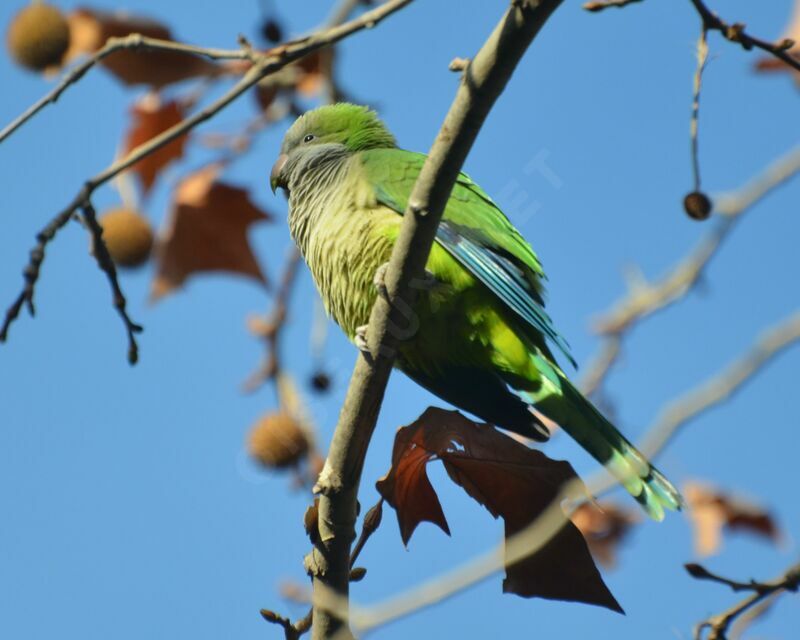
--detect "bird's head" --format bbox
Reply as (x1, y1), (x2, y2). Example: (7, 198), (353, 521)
(270, 103), (396, 193)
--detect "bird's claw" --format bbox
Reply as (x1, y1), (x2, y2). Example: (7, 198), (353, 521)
(375, 262), (438, 298)
(412, 269), (438, 291)
(354, 325), (370, 353)
(373, 262), (390, 299)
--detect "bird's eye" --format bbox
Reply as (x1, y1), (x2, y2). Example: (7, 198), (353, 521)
(303, 134), (316, 143)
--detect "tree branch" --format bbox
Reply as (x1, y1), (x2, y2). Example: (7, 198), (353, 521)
(306, 1), (565, 638)
(243, 247), (302, 393)
(80, 202), (143, 363)
(0, 0), (413, 360)
(0, 34), (252, 146)
(688, 0), (800, 73)
(687, 561), (800, 640)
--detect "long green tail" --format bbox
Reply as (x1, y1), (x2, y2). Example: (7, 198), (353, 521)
(524, 355), (683, 521)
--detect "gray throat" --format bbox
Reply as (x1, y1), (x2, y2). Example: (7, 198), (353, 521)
(285, 146), (352, 254)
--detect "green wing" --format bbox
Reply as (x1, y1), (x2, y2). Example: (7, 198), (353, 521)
(361, 148), (575, 367)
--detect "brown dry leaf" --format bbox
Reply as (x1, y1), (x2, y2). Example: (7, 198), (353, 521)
(295, 50), (331, 96)
(376, 407), (623, 612)
(684, 482), (780, 557)
(570, 501), (639, 568)
(124, 94), (189, 194)
(151, 165), (270, 299)
(64, 7), (222, 88)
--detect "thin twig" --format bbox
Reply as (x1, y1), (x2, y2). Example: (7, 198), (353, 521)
(688, 0), (800, 72)
(583, 0), (644, 11)
(243, 247), (302, 393)
(0, 0), (413, 360)
(728, 592), (780, 640)
(306, 2), (565, 638)
(272, 498), (383, 640)
(349, 499), (383, 567)
(690, 29), (710, 192)
(80, 202), (143, 364)
(0, 204), (76, 343)
(261, 608), (302, 640)
(0, 34), (250, 146)
(688, 561), (800, 640)
(326, 0), (369, 27)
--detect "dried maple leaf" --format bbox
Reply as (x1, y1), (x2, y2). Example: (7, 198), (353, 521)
(684, 481), (780, 557)
(64, 7), (223, 88)
(123, 93), (189, 194)
(376, 407), (623, 612)
(570, 501), (639, 568)
(294, 50), (331, 96)
(151, 165), (270, 300)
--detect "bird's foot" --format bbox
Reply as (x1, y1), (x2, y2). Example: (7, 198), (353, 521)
(354, 325), (370, 353)
(373, 262), (391, 299)
(375, 262), (438, 298)
(411, 269), (438, 291)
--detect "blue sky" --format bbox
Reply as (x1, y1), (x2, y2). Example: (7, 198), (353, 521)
(1, 1), (798, 638)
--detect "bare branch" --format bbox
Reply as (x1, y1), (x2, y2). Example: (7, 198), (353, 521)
(243, 247), (302, 393)
(306, 1), (565, 637)
(349, 499), (383, 567)
(0, 34), (250, 146)
(0, 0), (413, 360)
(261, 607), (303, 640)
(688, 561), (800, 640)
(688, 0), (800, 73)
(80, 202), (143, 364)
(728, 592), (781, 640)
(0, 202), (75, 343)
(638, 311), (800, 459)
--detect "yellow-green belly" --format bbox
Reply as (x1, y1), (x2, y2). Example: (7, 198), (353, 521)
(296, 203), (539, 386)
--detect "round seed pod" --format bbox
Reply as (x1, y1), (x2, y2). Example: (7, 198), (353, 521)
(99, 207), (154, 268)
(248, 412), (310, 469)
(6, 3), (71, 72)
(683, 190), (712, 221)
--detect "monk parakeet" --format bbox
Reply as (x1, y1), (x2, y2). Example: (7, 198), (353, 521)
(271, 103), (681, 520)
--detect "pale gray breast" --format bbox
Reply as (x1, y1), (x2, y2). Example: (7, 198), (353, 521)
(286, 154), (392, 337)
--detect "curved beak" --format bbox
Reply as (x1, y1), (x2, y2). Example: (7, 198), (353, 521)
(270, 153), (288, 194)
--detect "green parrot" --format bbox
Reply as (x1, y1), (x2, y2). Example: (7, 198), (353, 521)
(271, 103), (682, 520)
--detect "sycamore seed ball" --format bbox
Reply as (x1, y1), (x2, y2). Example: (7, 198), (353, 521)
(99, 208), (154, 268)
(248, 412), (310, 469)
(6, 3), (71, 72)
(683, 190), (712, 221)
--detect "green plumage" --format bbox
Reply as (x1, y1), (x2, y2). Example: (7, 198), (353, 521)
(272, 103), (682, 520)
